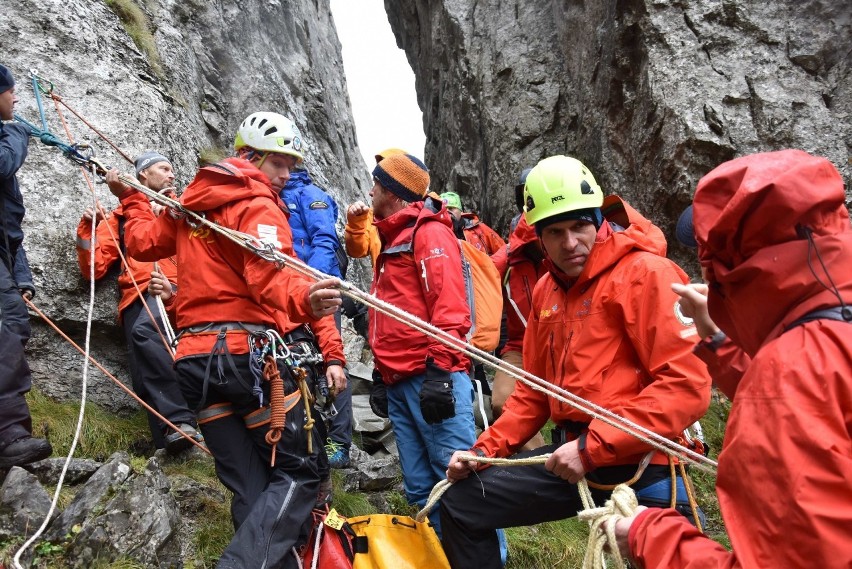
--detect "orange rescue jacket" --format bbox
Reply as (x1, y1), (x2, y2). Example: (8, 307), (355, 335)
(474, 196), (711, 471)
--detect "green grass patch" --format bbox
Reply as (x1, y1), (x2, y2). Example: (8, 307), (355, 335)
(104, 0), (164, 78)
(27, 389), (151, 461)
(187, 497), (232, 568)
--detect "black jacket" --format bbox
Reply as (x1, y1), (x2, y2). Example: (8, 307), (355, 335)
(0, 121), (33, 292)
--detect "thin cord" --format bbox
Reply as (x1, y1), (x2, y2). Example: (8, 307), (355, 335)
(804, 226), (849, 311)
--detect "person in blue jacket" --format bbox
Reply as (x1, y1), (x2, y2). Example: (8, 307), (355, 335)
(281, 167), (353, 468)
(0, 63), (52, 468)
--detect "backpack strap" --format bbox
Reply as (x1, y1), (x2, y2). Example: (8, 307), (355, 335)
(785, 305), (852, 331)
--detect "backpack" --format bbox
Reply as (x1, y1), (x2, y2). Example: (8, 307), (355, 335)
(458, 238), (502, 351)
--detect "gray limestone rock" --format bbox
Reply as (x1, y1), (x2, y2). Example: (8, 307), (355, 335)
(0, 466), (55, 541)
(385, 0), (852, 272)
(63, 456), (182, 568)
(24, 457), (103, 487)
(0, 0), (371, 411)
(46, 451), (133, 541)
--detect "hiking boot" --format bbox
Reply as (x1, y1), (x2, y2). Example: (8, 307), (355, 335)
(165, 424), (198, 455)
(316, 476), (333, 508)
(0, 436), (52, 468)
(325, 440), (350, 469)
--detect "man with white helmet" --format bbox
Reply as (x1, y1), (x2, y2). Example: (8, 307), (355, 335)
(106, 111), (344, 568)
(440, 155), (711, 568)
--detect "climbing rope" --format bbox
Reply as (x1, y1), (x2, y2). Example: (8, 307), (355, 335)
(21, 297), (209, 456)
(17, 71), (717, 473)
(263, 355), (287, 466)
(414, 452), (640, 569)
(13, 182), (99, 569)
(57, 160), (715, 474)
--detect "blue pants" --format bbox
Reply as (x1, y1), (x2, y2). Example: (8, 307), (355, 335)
(0, 260), (33, 448)
(386, 371), (476, 533)
(328, 311), (352, 449)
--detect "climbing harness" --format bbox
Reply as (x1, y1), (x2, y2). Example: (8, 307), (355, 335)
(248, 329), (319, 463)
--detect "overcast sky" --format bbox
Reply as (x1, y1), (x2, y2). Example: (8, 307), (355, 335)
(329, 0), (426, 168)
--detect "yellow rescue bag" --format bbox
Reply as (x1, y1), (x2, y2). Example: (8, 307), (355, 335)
(347, 514), (450, 569)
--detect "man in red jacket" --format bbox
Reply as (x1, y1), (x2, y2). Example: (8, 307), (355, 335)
(106, 111), (343, 568)
(613, 149), (852, 569)
(440, 155), (711, 569)
(76, 151), (197, 453)
(368, 153), (477, 532)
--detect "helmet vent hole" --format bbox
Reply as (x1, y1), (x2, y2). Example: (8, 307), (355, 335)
(264, 126), (279, 136)
(258, 118), (268, 128)
(249, 117), (256, 126)
(580, 180), (593, 195)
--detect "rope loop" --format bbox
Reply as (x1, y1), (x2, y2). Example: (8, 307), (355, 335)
(576, 482), (637, 569)
(263, 355), (287, 466)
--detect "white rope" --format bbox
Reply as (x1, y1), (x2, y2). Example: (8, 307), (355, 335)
(14, 172), (98, 567)
(576, 482), (637, 569)
(151, 261), (176, 354)
(104, 168), (717, 473)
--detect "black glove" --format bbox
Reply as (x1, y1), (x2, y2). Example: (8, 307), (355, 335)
(420, 358), (455, 424)
(369, 369), (389, 419)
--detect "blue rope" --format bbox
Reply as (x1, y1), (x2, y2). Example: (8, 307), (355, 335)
(30, 73), (49, 132)
(12, 113), (95, 166)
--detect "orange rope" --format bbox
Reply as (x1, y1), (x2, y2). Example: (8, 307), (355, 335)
(50, 93), (134, 164)
(50, 97), (175, 359)
(263, 356), (286, 467)
(24, 297), (210, 455)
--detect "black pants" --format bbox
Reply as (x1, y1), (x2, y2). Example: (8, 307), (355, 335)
(440, 444), (684, 569)
(175, 353), (322, 569)
(0, 260), (33, 448)
(122, 296), (195, 447)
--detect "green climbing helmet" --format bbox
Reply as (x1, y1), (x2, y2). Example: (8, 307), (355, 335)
(234, 112), (304, 162)
(441, 191), (463, 210)
(523, 155), (603, 226)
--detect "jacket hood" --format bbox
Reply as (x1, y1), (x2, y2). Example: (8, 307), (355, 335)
(694, 149), (852, 356)
(283, 169), (313, 191)
(507, 215), (542, 264)
(374, 196), (452, 243)
(544, 196), (668, 288)
(180, 157), (284, 212)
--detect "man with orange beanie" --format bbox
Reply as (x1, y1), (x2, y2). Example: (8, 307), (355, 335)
(368, 152), (476, 532)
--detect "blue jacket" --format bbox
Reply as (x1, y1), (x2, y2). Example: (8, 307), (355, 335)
(0, 121), (34, 294)
(280, 170), (342, 277)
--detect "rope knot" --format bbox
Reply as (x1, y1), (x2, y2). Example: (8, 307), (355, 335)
(577, 482), (638, 569)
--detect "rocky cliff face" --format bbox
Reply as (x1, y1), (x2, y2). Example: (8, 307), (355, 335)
(0, 0), (369, 412)
(385, 0), (852, 266)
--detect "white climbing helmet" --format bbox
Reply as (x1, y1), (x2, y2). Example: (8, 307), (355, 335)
(234, 111), (304, 162)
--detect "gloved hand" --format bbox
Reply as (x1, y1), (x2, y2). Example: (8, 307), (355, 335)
(420, 358), (455, 424)
(369, 369), (389, 419)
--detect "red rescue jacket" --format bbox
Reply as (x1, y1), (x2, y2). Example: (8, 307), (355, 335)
(369, 198), (471, 383)
(629, 150), (852, 569)
(118, 158), (318, 360)
(461, 213), (505, 255)
(76, 206), (178, 321)
(495, 215), (546, 355)
(475, 196), (711, 471)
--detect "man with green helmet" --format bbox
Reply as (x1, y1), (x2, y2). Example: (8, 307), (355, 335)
(440, 155), (711, 568)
